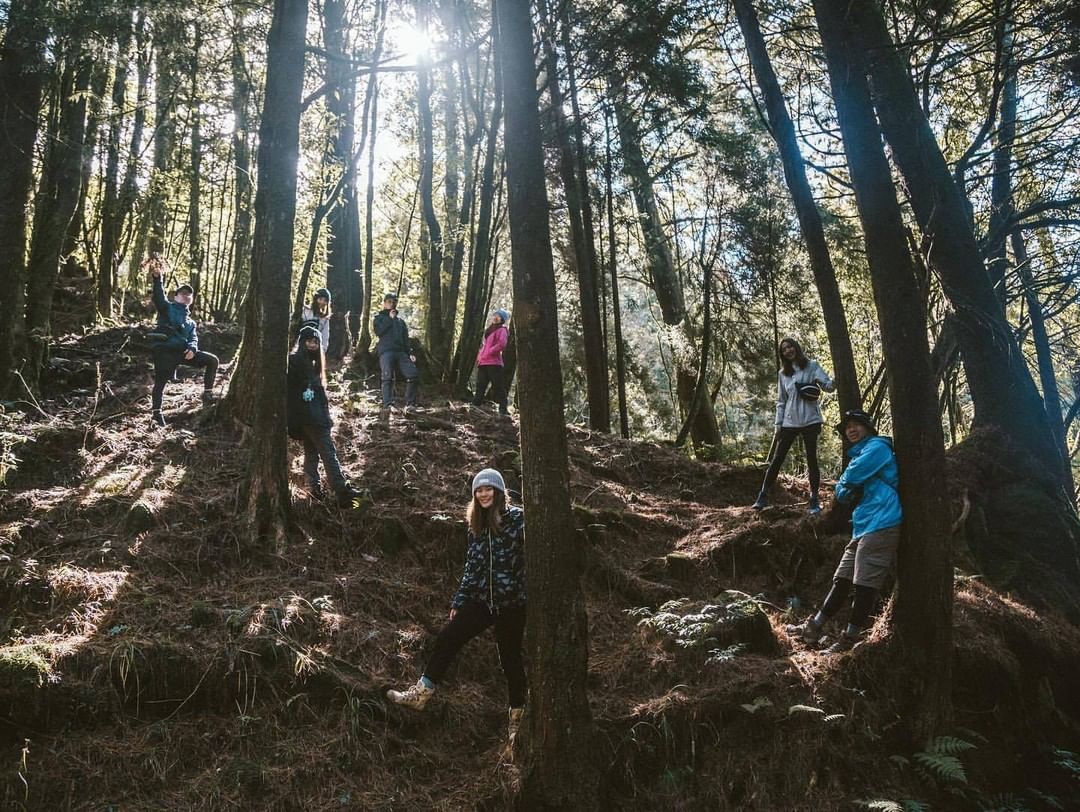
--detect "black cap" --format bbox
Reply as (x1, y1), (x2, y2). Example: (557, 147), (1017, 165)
(836, 409), (878, 436)
(175, 283), (194, 294)
(314, 287), (331, 303)
(383, 292), (398, 302)
(297, 324), (321, 344)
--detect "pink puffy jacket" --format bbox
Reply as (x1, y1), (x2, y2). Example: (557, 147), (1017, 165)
(476, 325), (509, 367)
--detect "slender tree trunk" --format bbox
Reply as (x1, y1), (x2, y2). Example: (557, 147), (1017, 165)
(227, 9), (254, 318)
(230, 0), (308, 547)
(734, 0), (861, 416)
(495, 0), (595, 804)
(97, 14), (134, 317)
(814, 0), (953, 739)
(986, 18), (1016, 307)
(146, 10), (181, 260)
(604, 103), (630, 438)
(439, 29), (461, 351)
(118, 11), (149, 294)
(187, 21), (204, 296)
(0, 0), (49, 396)
(24, 47), (91, 392)
(848, 0), (1069, 495)
(540, 1), (609, 431)
(608, 73), (685, 325)
(64, 43), (109, 275)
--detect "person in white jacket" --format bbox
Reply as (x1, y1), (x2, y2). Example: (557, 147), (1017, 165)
(752, 338), (835, 514)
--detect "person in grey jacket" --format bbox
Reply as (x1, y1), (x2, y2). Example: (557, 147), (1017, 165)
(752, 338), (835, 514)
(373, 292), (419, 414)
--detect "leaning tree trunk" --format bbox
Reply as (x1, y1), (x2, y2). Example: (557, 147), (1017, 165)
(734, 0), (861, 416)
(814, 0), (953, 740)
(229, 0), (308, 547)
(24, 48), (91, 392)
(495, 0), (596, 805)
(0, 0), (49, 397)
(849, 0), (1070, 496)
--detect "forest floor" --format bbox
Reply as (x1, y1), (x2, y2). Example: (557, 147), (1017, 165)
(1, 323), (1079, 810)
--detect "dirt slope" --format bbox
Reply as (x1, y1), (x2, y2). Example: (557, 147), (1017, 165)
(0, 325), (1078, 810)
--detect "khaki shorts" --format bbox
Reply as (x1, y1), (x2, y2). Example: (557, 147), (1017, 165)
(833, 526), (901, 589)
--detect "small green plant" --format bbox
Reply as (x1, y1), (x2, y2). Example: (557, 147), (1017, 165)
(856, 801), (928, 812)
(913, 735), (976, 784)
(1051, 747), (1080, 781)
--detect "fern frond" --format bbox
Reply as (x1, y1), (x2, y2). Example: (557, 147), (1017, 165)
(855, 801), (902, 812)
(788, 704), (826, 716)
(925, 736), (976, 755)
(824, 713), (845, 723)
(914, 751), (967, 783)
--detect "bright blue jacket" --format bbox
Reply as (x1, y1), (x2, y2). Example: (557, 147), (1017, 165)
(452, 506), (525, 611)
(152, 276), (198, 353)
(834, 435), (902, 538)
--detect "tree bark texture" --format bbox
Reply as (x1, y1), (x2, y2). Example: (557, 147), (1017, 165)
(0, 0), (49, 396)
(734, 0), (861, 417)
(226, 10), (253, 318)
(813, 0), (954, 739)
(494, 0), (596, 805)
(229, 0), (308, 549)
(604, 104), (630, 438)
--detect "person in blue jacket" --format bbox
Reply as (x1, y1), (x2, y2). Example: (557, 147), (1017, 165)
(386, 468), (527, 754)
(373, 292), (419, 416)
(786, 410), (902, 654)
(287, 325), (362, 505)
(146, 257), (219, 427)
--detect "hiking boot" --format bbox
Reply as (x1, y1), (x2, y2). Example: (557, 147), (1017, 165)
(784, 618), (823, 645)
(404, 405), (420, 417)
(751, 490), (769, 511)
(151, 410), (166, 428)
(822, 630), (861, 655)
(386, 678), (434, 710)
(807, 495), (821, 515)
(337, 484), (363, 507)
(507, 707), (524, 745)
(201, 390), (216, 406)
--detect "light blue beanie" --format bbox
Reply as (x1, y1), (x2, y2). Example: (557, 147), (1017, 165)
(494, 308), (510, 324)
(472, 468), (506, 494)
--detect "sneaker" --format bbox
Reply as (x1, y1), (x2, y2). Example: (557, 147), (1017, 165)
(784, 619), (823, 645)
(751, 491), (768, 511)
(151, 411), (166, 427)
(822, 631), (861, 655)
(201, 390), (216, 406)
(404, 405), (419, 417)
(807, 496), (821, 515)
(386, 678), (434, 710)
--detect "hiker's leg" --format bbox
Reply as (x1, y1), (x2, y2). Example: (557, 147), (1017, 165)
(398, 354), (419, 406)
(493, 605), (527, 708)
(474, 366), (492, 405)
(310, 426), (347, 492)
(802, 423), (822, 497)
(424, 602), (493, 684)
(762, 427), (798, 490)
(301, 429), (321, 491)
(489, 366), (508, 413)
(151, 351), (178, 411)
(379, 353), (395, 407)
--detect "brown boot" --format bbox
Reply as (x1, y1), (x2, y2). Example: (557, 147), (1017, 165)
(504, 707), (524, 761)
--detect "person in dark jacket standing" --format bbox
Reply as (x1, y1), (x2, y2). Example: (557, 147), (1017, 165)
(752, 337), (836, 514)
(146, 256), (219, 427)
(373, 292), (419, 415)
(387, 468), (527, 754)
(287, 325), (361, 505)
(785, 410), (902, 654)
(472, 308), (511, 415)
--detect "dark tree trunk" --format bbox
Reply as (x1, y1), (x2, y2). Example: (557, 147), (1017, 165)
(97, 13), (134, 317)
(145, 10), (181, 260)
(228, 0), (308, 547)
(814, 0), (953, 739)
(734, 0), (861, 417)
(604, 104), (630, 438)
(226, 10), (253, 318)
(24, 47), (91, 391)
(64, 43), (109, 276)
(608, 74), (685, 325)
(540, 1), (609, 431)
(495, 0), (596, 805)
(117, 11), (149, 295)
(0, 0), (49, 396)
(986, 19), (1016, 307)
(849, 0), (1070, 496)
(187, 21), (204, 296)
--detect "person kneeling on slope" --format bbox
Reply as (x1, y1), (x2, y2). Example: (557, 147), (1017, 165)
(386, 468), (526, 755)
(785, 410), (902, 654)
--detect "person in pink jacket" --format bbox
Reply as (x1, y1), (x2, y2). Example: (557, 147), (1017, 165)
(472, 308), (511, 415)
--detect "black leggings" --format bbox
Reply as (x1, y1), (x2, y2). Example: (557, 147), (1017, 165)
(762, 423), (822, 494)
(152, 349), (219, 410)
(474, 365), (508, 411)
(423, 601), (526, 708)
(820, 578), (878, 630)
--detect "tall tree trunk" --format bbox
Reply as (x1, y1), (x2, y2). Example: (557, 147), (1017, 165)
(986, 18), (1016, 307)
(24, 47), (91, 392)
(733, 0), (861, 417)
(453, 34), (503, 396)
(64, 42), (109, 275)
(416, 0), (446, 370)
(848, 0), (1070, 496)
(226, 9), (254, 318)
(813, 0), (953, 740)
(146, 10), (181, 260)
(97, 13), (134, 317)
(187, 21), (204, 296)
(608, 73), (685, 325)
(439, 20), (461, 355)
(495, 0), (595, 805)
(0, 0), (49, 396)
(540, 0), (609, 431)
(230, 0), (308, 546)
(118, 11), (149, 294)
(604, 103), (630, 438)
(324, 0), (363, 352)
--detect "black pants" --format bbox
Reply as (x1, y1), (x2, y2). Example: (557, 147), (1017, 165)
(424, 601), (526, 708)
(152, 348), (219, 410)
(301, 424), (346, 492)
(473, 365), (508, 412)
(761, 423), (822, 494)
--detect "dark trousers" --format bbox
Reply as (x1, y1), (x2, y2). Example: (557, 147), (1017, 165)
(473, 365), (508, 412)
(424, 601), (526, 708)
(379, 351), (419, 407)
(761, 423), (822, 494)
(152, 349), (219, 410)
(301, 424), (347, 492)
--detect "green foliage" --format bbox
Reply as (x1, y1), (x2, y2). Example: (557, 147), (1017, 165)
(632, 595), (766, 666)
(1051, 747), (1080, 781)
(912, 736), (976, 785)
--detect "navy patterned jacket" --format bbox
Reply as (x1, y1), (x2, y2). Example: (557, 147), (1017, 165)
(451, 506), (526, 611)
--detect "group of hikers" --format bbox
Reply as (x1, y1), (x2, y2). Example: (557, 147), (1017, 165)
(142, 259), (903, 751)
